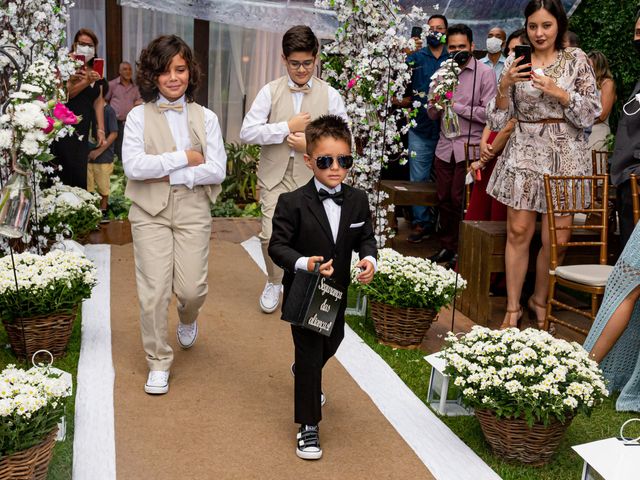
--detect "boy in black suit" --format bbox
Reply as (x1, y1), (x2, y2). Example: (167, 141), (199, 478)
(269, 115), (377, 460)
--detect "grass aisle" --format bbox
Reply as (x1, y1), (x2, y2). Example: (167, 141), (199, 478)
(346, 312), (636, 480)
(0, 311), (81, 479)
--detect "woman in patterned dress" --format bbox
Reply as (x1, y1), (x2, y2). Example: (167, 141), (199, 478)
(485, 0), (600, 329)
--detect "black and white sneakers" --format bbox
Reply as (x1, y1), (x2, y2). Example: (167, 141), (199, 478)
(296, 424), (322, 460)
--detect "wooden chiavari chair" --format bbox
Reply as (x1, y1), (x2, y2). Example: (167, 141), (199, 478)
(543, 174), (614, 335)
(464, 143), (481, 211)
(631, 173), (640, 225)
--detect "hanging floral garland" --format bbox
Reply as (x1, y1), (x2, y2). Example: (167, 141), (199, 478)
(315, 0), (438, 246)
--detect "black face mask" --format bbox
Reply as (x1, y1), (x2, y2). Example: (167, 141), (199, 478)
(634, 39), (640, 55)
(452, 50), (472, 67)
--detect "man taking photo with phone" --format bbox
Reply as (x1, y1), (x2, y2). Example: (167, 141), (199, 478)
(402, 14), (448, 243)
(427, 24), (497, 268)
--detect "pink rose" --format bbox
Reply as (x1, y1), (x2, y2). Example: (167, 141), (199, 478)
(445, 91), (453, 100)
(42, 116), (55, 134)
(53, 103), (78, 125)
(347, 76), (361, 90)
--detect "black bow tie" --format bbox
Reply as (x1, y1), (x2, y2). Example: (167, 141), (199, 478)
(318, 188), (344, 206)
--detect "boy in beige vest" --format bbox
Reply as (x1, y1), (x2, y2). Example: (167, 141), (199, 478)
(240, 25), (347, 314)
(122, 35), (226, 395)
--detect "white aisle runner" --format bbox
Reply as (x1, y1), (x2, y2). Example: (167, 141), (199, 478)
(73, 245), (116, 480)
(241, 236), (500, 480)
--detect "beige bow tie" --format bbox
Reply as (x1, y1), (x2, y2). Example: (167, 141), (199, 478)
(289, 84), (311, 94)
(158, 102), (184, 113)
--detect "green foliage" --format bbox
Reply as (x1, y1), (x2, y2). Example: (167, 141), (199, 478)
(107, 161), (131, 221)
(220, 142), (260, 204)
(570, 0), (640, 130)
(211, 199), (262, 218)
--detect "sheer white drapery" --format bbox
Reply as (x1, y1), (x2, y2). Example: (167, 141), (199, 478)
(208, 23), (285, 142)
(66, 0), (106, 58)
(121, 6), (194, 73)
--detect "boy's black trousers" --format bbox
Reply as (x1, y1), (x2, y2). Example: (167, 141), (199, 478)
(291, 312), (345, 426)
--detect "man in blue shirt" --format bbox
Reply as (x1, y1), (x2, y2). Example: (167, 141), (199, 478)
(480, 27), (507, 81)
(404, 14), (448, 243)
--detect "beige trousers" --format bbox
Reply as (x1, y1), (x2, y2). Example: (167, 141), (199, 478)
(129, 185), (212, 371)
(258, 158), (300, 284)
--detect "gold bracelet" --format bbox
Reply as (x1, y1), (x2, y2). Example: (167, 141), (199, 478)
(497, 84), (508, 99)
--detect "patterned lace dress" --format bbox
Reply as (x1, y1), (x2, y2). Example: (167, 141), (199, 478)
(584, 223), (640, 412)
(486, 48), (601, 213)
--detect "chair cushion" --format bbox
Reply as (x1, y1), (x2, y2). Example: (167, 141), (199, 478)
(552, 264), (614, 287)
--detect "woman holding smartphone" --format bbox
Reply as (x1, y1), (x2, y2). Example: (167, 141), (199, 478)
(485, 0), (600, 330)
(52, 28), (106, 189)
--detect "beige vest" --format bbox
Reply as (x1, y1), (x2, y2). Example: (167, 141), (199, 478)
(259, 76), (330, 190)
(125, 102), (221, 216)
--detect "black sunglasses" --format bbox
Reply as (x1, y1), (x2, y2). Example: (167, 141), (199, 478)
(314, 155), (354, 170)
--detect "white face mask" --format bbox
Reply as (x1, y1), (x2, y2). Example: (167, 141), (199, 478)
(623, 94), (640, 116)
(75, 44), (95, 62)
(486, 37), (503, 54)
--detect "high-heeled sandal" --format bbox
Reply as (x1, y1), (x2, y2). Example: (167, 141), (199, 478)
(527, 296), (556, 334)
(499, 306), (523, 330)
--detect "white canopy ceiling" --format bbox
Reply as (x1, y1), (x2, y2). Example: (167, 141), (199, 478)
(119, 0), (584, 46)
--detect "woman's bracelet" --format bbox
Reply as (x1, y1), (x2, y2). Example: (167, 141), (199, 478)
(497, 83), (509, 99)
(97, 128), (105, 134)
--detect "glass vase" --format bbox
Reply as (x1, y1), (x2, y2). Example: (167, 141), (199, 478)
(442, 103), (461, 139)
(0, 171), (33, 239)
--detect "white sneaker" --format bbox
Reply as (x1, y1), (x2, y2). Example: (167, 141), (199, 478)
(260, 282), (282, 313)
(177, 320), (198, 349)
(144, 370), (169, 395)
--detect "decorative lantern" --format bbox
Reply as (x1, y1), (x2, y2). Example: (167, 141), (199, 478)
(30, 350), (72, 441)
(424, 352), (473, 416)
(0, 169), (33, 239)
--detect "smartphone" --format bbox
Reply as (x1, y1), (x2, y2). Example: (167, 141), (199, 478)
(73, 53), (85, 64)
(411, 26), (423, 38)
(514, 45), (532, 74)
(93, 58), (104, 78)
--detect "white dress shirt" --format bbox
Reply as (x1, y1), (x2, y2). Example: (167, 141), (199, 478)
(122, 94), (227, 188)
(295, 179), (377, 272)
(239, 77), (348, 157)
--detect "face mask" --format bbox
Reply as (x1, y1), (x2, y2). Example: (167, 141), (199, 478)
(427, 32), (445, 48)
(75, 44), (95, 62)
(634, 39), (640, 55)
(623, 93), (640, 116)
(486, 37), (503, 54)
(453, 50), (472, 67)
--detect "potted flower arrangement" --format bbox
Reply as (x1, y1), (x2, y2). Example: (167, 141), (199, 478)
(351, 248), (465, 347)
(0, 363), (72, 479)
(38, 184), (102, 243)
(428, 59), (462, 138)
(0, 250), (97, 358)
(441, 326), (608, 465)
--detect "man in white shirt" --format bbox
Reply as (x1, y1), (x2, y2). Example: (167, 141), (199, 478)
(240, 25), (347, 314)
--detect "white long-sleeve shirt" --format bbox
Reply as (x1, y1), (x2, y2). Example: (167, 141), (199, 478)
(239, 77), (348, 154)
(122, 95), (226, 188)
(294, 179), (377, 272)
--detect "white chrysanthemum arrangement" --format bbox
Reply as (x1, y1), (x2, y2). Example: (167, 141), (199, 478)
(0, 364), (71, 455)
(442, 326), (609, 425)
(0, 250), (96, 320)
(351, 248), (465, 310)
(38, 185), (101, 241)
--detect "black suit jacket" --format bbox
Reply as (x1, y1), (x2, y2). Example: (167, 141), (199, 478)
(611, 79), (640, 186)
(268, 179), (377, 300)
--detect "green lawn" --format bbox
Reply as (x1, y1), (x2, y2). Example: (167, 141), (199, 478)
(345, 311), (636, 480)
(0, 311), (81, 479)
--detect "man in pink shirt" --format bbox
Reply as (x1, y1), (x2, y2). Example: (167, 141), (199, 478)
(106, 61), (142, 161)
(428, 24), (497, 268)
